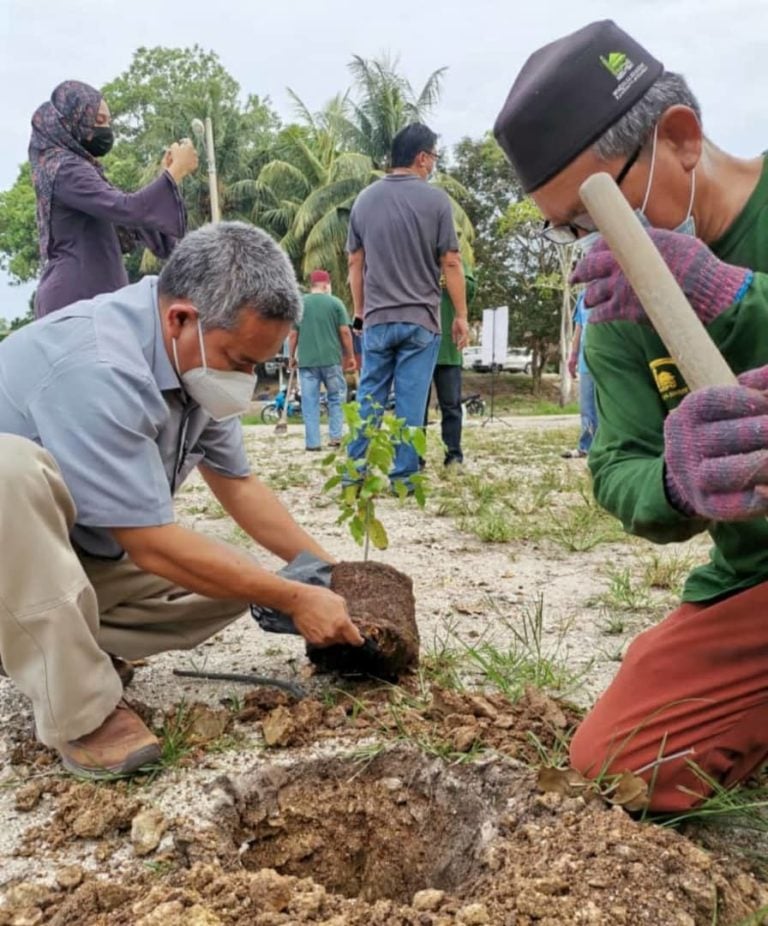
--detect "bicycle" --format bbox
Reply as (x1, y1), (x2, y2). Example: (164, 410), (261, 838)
(260, 388), (329, 424)
(462, 393), (486, 416)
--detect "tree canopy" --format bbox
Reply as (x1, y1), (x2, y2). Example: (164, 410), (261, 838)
(0, 45), (574, 368)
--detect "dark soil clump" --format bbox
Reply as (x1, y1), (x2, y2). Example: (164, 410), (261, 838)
(307, 561), (419, 678)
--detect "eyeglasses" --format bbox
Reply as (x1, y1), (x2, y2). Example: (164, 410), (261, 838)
(540, 144), (643, 245)
(423, 149), (438, 159)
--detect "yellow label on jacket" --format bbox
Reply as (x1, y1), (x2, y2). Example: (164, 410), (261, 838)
(649, 357), (690, 407)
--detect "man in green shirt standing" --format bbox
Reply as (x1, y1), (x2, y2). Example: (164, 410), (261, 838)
(495, 20), (768, 811)
(425, 263), (476, 466)
(289, 270), (355, 451)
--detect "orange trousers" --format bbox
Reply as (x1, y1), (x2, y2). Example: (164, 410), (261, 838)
(570, 581), (768, 812)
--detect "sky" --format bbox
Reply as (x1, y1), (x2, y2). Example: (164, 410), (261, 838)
(1, 0), (765, 319)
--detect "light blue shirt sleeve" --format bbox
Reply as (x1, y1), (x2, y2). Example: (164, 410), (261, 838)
(193, 418), (250, 478)
(573, 295), (590, 374)
(28, 361), (175, 529)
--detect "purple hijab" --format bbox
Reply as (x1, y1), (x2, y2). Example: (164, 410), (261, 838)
(29, 80), (104, 263)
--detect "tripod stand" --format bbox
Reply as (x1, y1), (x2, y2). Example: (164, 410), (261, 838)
(481, 307), (509, 427)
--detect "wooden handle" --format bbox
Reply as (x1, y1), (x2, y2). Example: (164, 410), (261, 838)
(578, 172), (736, 390)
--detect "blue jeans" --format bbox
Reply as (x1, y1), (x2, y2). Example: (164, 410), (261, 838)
(578, 370), (598, 453)
(299, 365), (346, 449)
(424, 364), (463, 464)
(348, 323), (440, 482)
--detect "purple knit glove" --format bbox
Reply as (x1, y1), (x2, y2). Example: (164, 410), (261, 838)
(571, 229), (753, 325)
(664, 365), (768, 520)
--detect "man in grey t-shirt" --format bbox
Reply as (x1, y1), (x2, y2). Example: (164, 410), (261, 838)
(346, 122), (469, 487)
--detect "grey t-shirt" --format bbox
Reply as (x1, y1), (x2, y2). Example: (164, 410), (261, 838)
(346, 174), (459, 333)
(0, 277), (249, 558)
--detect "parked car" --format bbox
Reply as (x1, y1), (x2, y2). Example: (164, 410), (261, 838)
(466, 345), (533, 375)
(263, 355), (287, 377)
(503, 347), (533, 375)
(462, 346), (483, 370)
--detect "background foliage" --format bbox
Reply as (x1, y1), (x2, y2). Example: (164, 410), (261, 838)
(0, 45), (568, 377)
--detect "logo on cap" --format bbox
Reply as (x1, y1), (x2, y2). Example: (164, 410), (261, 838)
(600, 49), (649, 102)
(600, 52), (633, 81)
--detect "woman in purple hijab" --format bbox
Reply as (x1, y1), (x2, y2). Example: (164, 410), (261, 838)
(29, 80), (198, 318)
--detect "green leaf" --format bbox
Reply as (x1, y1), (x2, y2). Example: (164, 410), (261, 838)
(367, 517), (389, 550)
(349, 516), (366, 546)
(368, 475), (389, 494)
(321, 452), (337, 467)
(323, 474), (343, 492)
(393, 481), (409, 501)
(368, 444), (393, 473)
(409, 428), (427, 457)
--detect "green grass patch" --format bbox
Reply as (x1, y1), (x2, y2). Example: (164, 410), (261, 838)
(641, 550), (696, 595)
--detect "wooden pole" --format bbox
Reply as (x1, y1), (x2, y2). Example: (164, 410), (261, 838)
(578, 173), (736, 390)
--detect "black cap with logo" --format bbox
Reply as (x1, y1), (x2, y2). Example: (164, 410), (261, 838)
(493, 20), (664, 193)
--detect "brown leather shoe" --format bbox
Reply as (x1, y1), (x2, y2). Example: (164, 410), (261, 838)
(59, 700), (161, 778)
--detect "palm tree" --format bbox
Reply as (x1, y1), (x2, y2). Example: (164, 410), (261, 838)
(340, 54), (475, 263)
(233, 118), (380, 297)
(342, 54), (447, 168)
(236, 61), (475, 296)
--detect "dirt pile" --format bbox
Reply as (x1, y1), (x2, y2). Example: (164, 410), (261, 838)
(4, 754), (768, 926)
(234, 681), (580, 762)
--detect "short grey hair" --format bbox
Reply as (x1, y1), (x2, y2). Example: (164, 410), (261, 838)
(592, 72), (702, 161)
(158, 221), (302, 330)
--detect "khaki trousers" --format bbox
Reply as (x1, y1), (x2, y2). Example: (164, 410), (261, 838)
(0, 435), (247, 748)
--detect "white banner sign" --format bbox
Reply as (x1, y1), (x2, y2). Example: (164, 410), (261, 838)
(481, 305), (509, 367)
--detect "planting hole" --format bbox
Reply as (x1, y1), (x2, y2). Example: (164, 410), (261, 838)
(231, 748), (514, 903)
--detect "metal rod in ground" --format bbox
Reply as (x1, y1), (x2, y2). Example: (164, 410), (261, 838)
(172, 668), (306, 700)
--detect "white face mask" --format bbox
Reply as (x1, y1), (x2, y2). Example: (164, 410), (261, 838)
(576, 128), (696, 257)
(638, 124), (696, 236)
(172, 319), (256, 421)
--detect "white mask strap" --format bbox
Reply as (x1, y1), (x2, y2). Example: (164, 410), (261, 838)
(640, 124), (659, 215)
(172, 336), (181, 378)
(685, 168), (696, 221)
(195, 318), (208, 372)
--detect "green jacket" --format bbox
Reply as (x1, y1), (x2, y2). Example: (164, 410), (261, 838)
(586, 157), (768, 602)
(437, 263), (477, 366)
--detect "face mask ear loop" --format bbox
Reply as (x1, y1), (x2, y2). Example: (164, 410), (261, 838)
(171, 337), (182, 378)
(685, 168), (696, 222)
(640, 124), (659, 215)
(195, 317), (208, 372)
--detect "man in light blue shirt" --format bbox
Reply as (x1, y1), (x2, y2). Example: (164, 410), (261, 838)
(0, 222), (362, 778)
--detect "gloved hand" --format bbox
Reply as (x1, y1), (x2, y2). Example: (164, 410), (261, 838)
(570, 229), (753, 326)
(664, 365), (768, 520)
(250, 551), (363, 647)
(250, 551), (332, 634)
